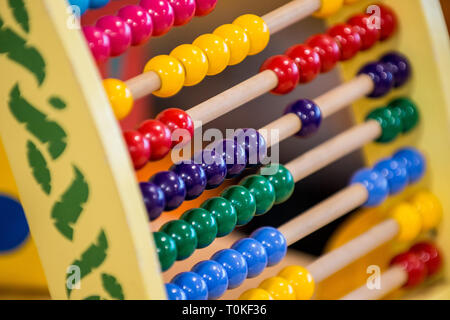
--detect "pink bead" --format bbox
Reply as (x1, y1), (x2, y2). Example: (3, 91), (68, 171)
(140, 0), (175, 37)
(118, 5), (153, 46)
(96, 15), (132, 57)
(194, 0), (217, 16)
(82, 26), (111, 63)
(168, 0), (196, 26)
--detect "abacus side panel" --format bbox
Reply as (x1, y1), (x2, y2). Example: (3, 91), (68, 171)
(0, 0), (165, 299)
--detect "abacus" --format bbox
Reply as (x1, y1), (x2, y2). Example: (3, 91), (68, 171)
(0, 0), (449, 301)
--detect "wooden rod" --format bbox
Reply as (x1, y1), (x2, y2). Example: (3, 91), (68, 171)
(126, 71), (161, 100)
(259, 113), (301, 148)
(340, 265), (407, 300)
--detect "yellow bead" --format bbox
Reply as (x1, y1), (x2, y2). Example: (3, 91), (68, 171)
(314, 0), (344, 18)
(390, 203), (422, 242)
(144, 55), (185, 98)
(278, 266), (315, 300)
(258, 276), (296, 300)
(410, 191), (443, 232)
(344, 0), (359, 4)
(232, 14), (270, 56)
(102, 78), (133, 120)
(213, 24), (250, 66)
(193, 34), (230, 76)
(170, 44), (209, 87)
(239, 288), (273, 300)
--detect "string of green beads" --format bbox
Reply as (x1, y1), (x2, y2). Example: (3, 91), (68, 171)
(153, 231), (177, 272)
(221, 185), (256, 226)
(201, 197), (237, 237)
(239, 175), (276, 215)
(388, 98), (420, 133)
(261, 164), (295, 204)
(160, 220), (198, 261)
(181, 208), (218, 249)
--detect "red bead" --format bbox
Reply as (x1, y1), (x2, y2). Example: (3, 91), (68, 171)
(259, 55), (300, 95)
(347, 14), (380, 50)
(378, 4), (398, 41)
(123, 130), (151, 169)
(285, 44), (321, 84)
(118, 5), (154, 46)
(390, 252), (427, 289)
(141, 0), (175, 37)
(82, 26), (111, 64)
(138, 120), (172, 161)
(156, 108), (194, 147)
(96, 15), (132, 57)
(327, 24), (362, 61)
(194, 0), (217, 17)
(168, 0), (196, 26)
(410, 242), (443, 277)
(306, 34), (341, 73)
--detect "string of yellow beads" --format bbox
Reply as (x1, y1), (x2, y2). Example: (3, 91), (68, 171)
(258, 276), (296, 300)
(278, 265), (315, 300)
(233, 14), (270, 56)
(102, 78), (134, 120)
(314, 0), (344, 18)
(390, 202), (422, 242)
(193, 34), (230, 75)
(213, 24), (250, 66)
(144, 55), (186, 98)
(170, 44), (209, 86)
(238, 288), (273, 300)
(409, 191), (443, 232)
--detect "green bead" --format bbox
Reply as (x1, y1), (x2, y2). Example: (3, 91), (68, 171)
(201, 197), (237, 237)
(181, 208), (217, 249)
(388, 98), (420, 133)
(153, 231), (177, 271)
(366, 107), (402, 143)
(261, 164), (295, 204)
(239, 174), (275, 215)
(221, 185), (256, 226)
(160, 220), (197, 261)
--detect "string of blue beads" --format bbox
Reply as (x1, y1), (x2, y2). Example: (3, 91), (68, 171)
(68, 0), (110, 15)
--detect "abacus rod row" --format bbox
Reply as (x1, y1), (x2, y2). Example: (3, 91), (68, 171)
(307, 218), (400, 283)
(340, 266), (407, 300)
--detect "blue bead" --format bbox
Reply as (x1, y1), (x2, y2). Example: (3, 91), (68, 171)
(165, 283), (187, 300)
(350, 168), (389, 207)
(250, 227), (287, 266)
(393, 148), (426, 183)
(231, 238), (267, 278)
(0, 195), (29, 252)
(171, 161), (207, 200)
(149, 171), (186, 211)
(373, 158), (409, 195)
(358, 62), (394, 98)
(192, 260), (228, 300)
(89, 0), (110, 9)
(193, 150), (227, 189)
(68, 0), (89, 15)
(171, 272), (208, 300)
(139, 182), (165, 221)
(209, 139), (247, 178)
(380, 52), (411, 88)
(211, 249), (248, 289)
(234, 128), (267, 168)
(284, 99), (322, 137)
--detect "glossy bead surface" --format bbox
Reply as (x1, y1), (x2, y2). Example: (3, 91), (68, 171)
(193, 34), (230, 75)
(192, 260), (228, 299)
(138, 119), (172, 160)
(284, 99), (322, 137)
(231, 238), (268, 278)
(373, 158), (408, 195)
(213, 24), (250, 65)
(171, 272), (208, 300)
(240, 175), (275, 215)
(259, 277), (295, 300)
(149, 171), (186, 211)
(221, 186), (256, 226)
(234, 128), (267, 168)
(123, 130), (151, 169)
(251, 227), (287, 266)
(210, 139), (246, 178)
(118, 5), (153, 46)
(168, 0), (196, 26)
(201, 197), (237, 237)
(390, 203), (422, 242)
(144, 55), (185, 98)
(170, 44), (208, 86)
(160, 220), (197, 260)
(153, 231), (177, 271)
(156, 108), (194, 147)
(327, 23), (362, 60)
(261, 164), (294, 204)
(260, 55), (299, 95)
(380, 52), (411, 88)
(393, 148), (426, 183)
(388, 98), (419, 133)
(366, 107), (402, 143)
(233, 14), (270, 55)
(410, 191), (442, 232)
(347, 14), (380, 50)
(82, 26), (111, 64)
(378, 4), (398, 41)
(390, 252), (427, 288)
(195, 0), (217, 16)
(285, 44), (321, 83)
(140, 0), (175, 36)
(278, 265), (315, 300)
(239, 288), (273, 300)
(140, 182), (165, 221)
(102, 78), (133, 120)
(89, 0), (109, 9)
(96, 15), (132, 57)
(314, 0), (344, 18)
(193, 150), (227, 189)
(171, 161), (207, 200)
(212, 249), (247, 289)
(69, 0), (89, 15)
(306, 34), (341, 73)
(350, 168), (389, 207)
(410, 242), (442, 276)
(358, 62), (394, 98)
(181, 208), (217, 248)
(165, 283), (186, 300)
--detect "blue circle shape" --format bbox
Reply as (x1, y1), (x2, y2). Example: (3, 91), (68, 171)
(165, 283), (187, 300)
(0, 195), (29, 252)
(192, 260), (228, 300)
(250, 227), (287, 266)
(373, 158), (409, 195)
(350, 168), (389, 207)
(393, 148), (426, 183)
(231, 238), (268, 278)
(171, 271), (208, 300)
(211, 249), (248, 289)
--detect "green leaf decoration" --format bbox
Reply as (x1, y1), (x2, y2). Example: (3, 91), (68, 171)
(51, 165), (89, 240)
(84, 295), (102, 300)
(48, 96), (67, 110)
(66, 230), (108, 298)
(8, 84), (67, 159)
(101, 273), (125, 300)
(8, 0), (29, 33)
(26, 140), (51, 195)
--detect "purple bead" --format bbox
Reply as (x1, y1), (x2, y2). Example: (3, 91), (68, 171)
(380, 52), (411, 88)
(141, 0), (175, 37)
(171, 161), (207, 200)
(358, 62), (394, 98)
(82, 26), (111, 63)
(209, 139), (246, 178)
(140, 182), (166, 220)
(234, 128), (267, 168)
(195, 0), (217, 16)
(149, 171), (186, 211)
(96, 15), (132, 57)
(168, 0), (196, 26)
(350, 168), (389, 207)
(118, 5), (153, 46)
(193, 150), (227, 189)
(284, 99), (322, 137)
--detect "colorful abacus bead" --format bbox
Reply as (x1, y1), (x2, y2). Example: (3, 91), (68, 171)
(118, 5), (154, 46)
(195, 0), (218, 16)
(89, 0), (109, 9)
(390, 202), (422, 242)
(284, 99), (322, 137)
(250, 227), (287, 266)
(231, 238), (268, 278)
(201, 197), (237, 237)
(388, 98), (420, 133)
(102, 79), (134, 120)
(410, 191), (442, 232)
(193, 34), (231, 76)
(165, 283), (187, 300)
(171, 161), (207, 200)
(410, 242), (443, 276)
(259, 277), (296, 300)
(278, 265), (315, 300)
(149, 171), (186, 211)
(393, 148), (427, 183)
(138, 120), (173, 161)
(191, 260), (228, 299)
(232, 14), (270, 56)
(123, 130), (151, 169)
(141, 0), (175, 36)
(373, 158), (408, 195)
(210, 139), (247, 178)
(156, 108), (194, 146)
(233, 128), (267, 167)
(390, 251), (427, 288)
(170, 44), (209, 86)
(306, 34), (341, 73)
(144, 55), (185, 98)
(169, 0), (196, 26)
(153, 231), (177, 271)
(378, 4), (398, 41)
(211, 249), (248, 289)
(350, 168), (389, 207)
(347, 13), (380, 50)
(285, 44), (321, 84)
(366, 107), (403, 143)
(82, 26), (111, 64)
(261, 164), (295, 204)
(239, 175), (276, 215)
(96, 15), (132, 57)
(221, 186), (256, 226)
(171, 272), (208, 300)
(161, 220), (198, 260)
(181, 208), (217, 248)
(380, 52), (412, 88)
(314, 0), (344, 18)
(358, 62), (394, 98)
(260, 55), (300, 95)
(239, 288), (273, 300)
(140, 182), (166, 221)
(327, 23), (362, 60)
(194, 150), (227, 189)
(69, 0), (89, 15)
(213, 24), (250, 66)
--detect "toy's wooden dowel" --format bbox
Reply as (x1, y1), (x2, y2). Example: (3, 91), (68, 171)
(127, 71), (161, 100)
(259, 113), (301, 148)
(187, 70), (278, 129)
(278, 184), (368, 246)
(340, 265), (407, 300)
(308, 219), (399, 283)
